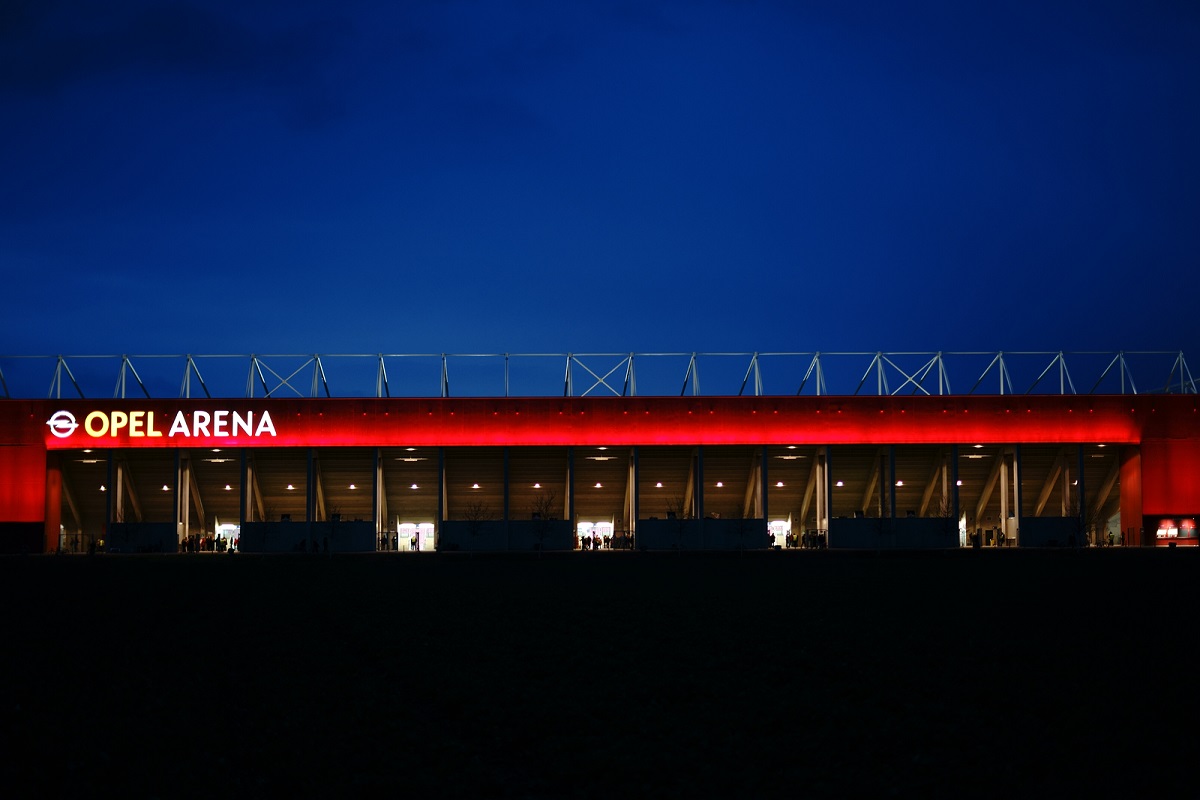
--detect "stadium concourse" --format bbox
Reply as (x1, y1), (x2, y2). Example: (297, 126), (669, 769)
(1, 352), (1198, 554)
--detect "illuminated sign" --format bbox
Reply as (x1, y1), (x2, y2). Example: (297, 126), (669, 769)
(48, 409), (277, 439)
(46, 410), (80, 438)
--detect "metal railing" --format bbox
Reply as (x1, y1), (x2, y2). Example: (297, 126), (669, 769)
(0, 351), (1194, 399)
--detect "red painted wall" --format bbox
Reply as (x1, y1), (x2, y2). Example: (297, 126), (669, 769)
(4, 395), (1200, 543)
(0, 401), (48, 525)
(21, 394), (1200, 450)
(1141, 438), (1200, 514)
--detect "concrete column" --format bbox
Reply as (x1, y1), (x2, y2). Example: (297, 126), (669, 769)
(1119, 446), (1143, 546)
(240, 450), (248, 524)
(1013, 445), (1022, 545)
(179, 452), (190, 542)
(44, 452), (62, 554)
(630, 447), (639, 545)
(999, 452), (1009, 546)
(760, 445), (769, 530)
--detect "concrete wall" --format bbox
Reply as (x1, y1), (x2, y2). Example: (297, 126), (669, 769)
(635, 518), (767, 550)
(239, 521), (376, 553)
(829, 517), (958, 549)
(106, 522), (179, 554)
(439, 520), (574, 551)
(1019, 517), (1085, 548)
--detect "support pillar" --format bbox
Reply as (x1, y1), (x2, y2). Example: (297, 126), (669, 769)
(44, 452), (62, 554)
(999, 452), (1009, 546)
(179, 451), (191, 545)
(1013, 444), (1022, 545)
(631, 447), (639, 547)
(951, 445), (960, 539)
(374, 448), (382, 542)
(240, 450), (248, 525)
(888, 446), (896, 519)
(760, 445), (769, 539)
(1120, 446), (1143, 546)
(438, 447), (445, 544)
(566, 447), (575, 530)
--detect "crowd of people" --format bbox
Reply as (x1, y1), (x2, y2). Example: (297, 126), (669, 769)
(181, 534), (236, 553)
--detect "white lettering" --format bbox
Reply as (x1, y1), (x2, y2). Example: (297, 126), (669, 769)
(193, 410), (211, 438)
(169, 411), (190, 437)
(213, 410), (229, 437)
(147, 411), (163, 437)
(233, 411), (252, 437)
(254, 410), (277, 437)
(129, 411), (145, 437)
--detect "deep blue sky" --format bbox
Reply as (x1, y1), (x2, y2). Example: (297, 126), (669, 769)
(3, 0), (1198, 359)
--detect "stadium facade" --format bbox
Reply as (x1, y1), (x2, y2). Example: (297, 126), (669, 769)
(2, 352), (1198, 554)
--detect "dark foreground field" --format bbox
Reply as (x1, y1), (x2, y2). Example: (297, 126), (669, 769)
(1, 549), (1196, 797)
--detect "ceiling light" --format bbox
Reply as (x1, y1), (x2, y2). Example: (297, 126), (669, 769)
(835, 480), (844, 487)
(82, 449), (92, 453)
(655, 482), (663, 488)
(212, 448), (221, 453)
(775, 481), (784, 487)
(225, 484), (232, 491)
(410, 483), (419, 490)
(349, 484), (357, 490)
(99, 485), (106, 492)
(406, 447), (416, 452)
(895, 480), (903, 487)
(533, 483), (541, 489)
(597, 446), (608, 450)
(472, 483), (480, 489)
(715, 481), (724, 488)
(594, 482), (602, 488)
(974, 444), (984, 449)
(787, 445), (796, 450)
(956, 480), (963, 486)
(287, 484), (295, 490)
(162, 484), (170, 491)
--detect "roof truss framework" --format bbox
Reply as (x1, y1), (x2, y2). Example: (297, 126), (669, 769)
(5, 351), (1194, 399)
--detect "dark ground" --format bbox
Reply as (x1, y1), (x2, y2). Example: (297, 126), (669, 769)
(1, 549), (1195, 798)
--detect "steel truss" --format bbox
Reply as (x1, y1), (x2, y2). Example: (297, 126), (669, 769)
(0, 351), (1194, 400)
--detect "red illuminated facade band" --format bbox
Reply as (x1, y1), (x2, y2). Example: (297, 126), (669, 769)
(16, 395), (1198, 449)
(3, 393), (1200, 553)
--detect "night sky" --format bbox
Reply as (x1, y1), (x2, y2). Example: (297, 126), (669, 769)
(3, 1), (1198, 362)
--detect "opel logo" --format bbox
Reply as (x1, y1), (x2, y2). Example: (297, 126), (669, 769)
(47, 410), (79, 438)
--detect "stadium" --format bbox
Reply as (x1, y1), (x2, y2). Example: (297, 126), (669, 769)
(2, 351), (1198, 555)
